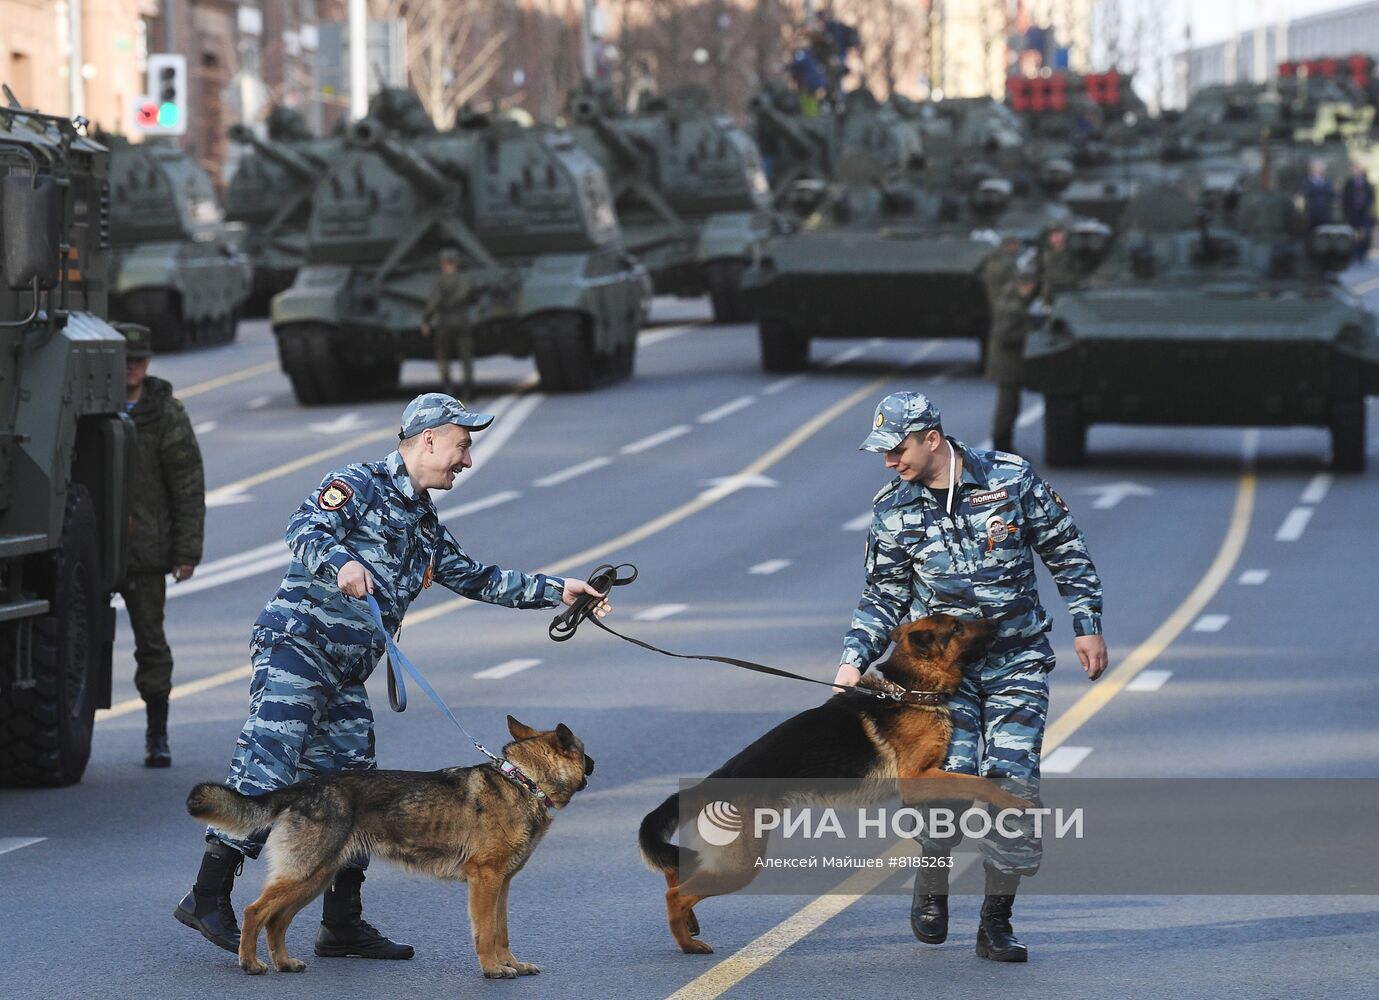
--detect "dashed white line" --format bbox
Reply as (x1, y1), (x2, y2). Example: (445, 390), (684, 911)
(192, 421), (218, 436)
(638, 324), (695, 346)
(699, 396), (757, 424)
(1015, 400), (1046, 427)
(1126, 669), (1173, 692)
(823, 346), (867, 367)
(843, 512), (872, 531)
(1274, 506), (1313, 542)
(1042, 746), (1093, 773)
(1300, 473), (1333, 505)
(246, 395), (271, 410)
(1238, 569), (1270, 586)
(621, 425), (691, 455)
(473, 658), (542, 680)
(748, 559), (792, 575)
(1192, 614), (1231, 633)
(0, 837), (46, 856)
(763, 375), (806, 395)
(633, 603), (688, 622)
(534, 456), (613, 488)
(436, 490), (523, 521)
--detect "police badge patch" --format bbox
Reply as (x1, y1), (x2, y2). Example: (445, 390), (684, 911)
(319, 479), (354, 511)
(1045, 482), (1069, 512)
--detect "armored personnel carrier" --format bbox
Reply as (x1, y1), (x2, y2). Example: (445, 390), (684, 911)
(0, 89), (136, 786)
(272, 101), (648, 403)
(564, 83), (773, 322)
(104, 134), (251, 351)
(1023, 184), (1379, 470)
(224, 107), (338, 315)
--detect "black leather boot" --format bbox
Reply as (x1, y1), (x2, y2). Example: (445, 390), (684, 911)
(144, 698), (171, 768)
(909, 858), (950, 944)
(174, 842), (243, 953)
(975, 865), (1028, 963)
(315, 867), (414, 960)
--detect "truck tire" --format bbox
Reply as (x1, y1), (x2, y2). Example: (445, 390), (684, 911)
(117, 289), (186, 352)
(706, 259), (750, 324)
(1043, 395), (1087, 467)
(277, 324), (352, 405)
(0, 485), (102, 787)
(531, 313), (596, 392)
(759, 319), (809, 372)
(1330, 398), (1366, 473)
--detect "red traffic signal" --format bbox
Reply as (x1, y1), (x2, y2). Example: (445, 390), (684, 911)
(136, 99), (159, 129)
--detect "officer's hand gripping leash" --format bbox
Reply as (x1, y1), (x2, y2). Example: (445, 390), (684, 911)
(364, 594), (551, 807)
(547, 564), (945, 706)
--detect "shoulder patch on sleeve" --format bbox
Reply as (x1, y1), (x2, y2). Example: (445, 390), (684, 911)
(1043, 480), (1069, 512)
(319, 478), (355, 511)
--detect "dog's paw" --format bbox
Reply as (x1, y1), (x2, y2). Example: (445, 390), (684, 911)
(274, 957), (306, 973)
(482, 963), (518, 979)
(240, 958), (268, 976)
(680, 938), (714, 955)
(509, 960), (540, 976)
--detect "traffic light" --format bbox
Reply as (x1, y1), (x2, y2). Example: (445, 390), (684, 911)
(134, 53), (188, 136)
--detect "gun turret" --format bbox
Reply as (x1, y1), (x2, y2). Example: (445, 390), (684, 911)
(347, 118), (452, 200)
(227, 123), (325, 183)
(750, 95), (824, 160)
(569, 98), (649, 173)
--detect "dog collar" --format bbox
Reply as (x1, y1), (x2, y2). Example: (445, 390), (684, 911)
(498, 759), (552, 809)
(870, 674), (947, 707)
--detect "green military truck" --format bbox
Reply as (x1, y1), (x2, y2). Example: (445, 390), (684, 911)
(0, 89), (135, 786)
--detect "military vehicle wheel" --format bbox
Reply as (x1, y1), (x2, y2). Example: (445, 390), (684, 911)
(119, 289), (186, 352)
(0, 485), (101, 788)
(706, 260), (750, 324)
(759, 320), (809, 372)
(278, 324), (352, 405)
(352, 360), (401, 399)
(1043, 395), (1087, 467)
(531, 313), (597, 391)
(1329, 399), (1366, 473)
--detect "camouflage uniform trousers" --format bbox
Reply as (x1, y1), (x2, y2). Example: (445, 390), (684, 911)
(207, 626), (377, 864)
(120, 572), (174, 703)
(917, 636), (1051, 877)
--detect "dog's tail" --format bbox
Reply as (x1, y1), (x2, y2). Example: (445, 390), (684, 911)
(640, 791), (696, 873)
(186, 782), (298, 836)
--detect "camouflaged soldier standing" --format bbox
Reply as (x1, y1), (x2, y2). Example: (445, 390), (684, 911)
(833, 391), (1108, 963)
(115, 323), (205, 768)
(985, 265), (1041, 454)
(420, 248), (477, 396)
(174, 392), (611, 962)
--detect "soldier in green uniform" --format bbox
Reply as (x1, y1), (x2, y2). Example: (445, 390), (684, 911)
(420, 248), (476, 396)
(979, 234), (1020, 308)
(986, 265), (1040, 454)
(1037, 223), (1080, 306)
(116, 323), (205, 768)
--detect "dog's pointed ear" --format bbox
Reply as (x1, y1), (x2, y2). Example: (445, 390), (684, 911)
(555, 723), (576, 749)
(507, 715), (538, 740)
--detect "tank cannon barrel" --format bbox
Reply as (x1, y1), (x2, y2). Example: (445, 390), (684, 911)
(227, 124), (324, 182)
(751, 98), (820, 158)
(346, 118), (452, 199)
(569, 98), (648, 171)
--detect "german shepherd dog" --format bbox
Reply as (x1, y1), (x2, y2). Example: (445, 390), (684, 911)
(186, 717), (593, 979)
(639, 614), (1029, 954)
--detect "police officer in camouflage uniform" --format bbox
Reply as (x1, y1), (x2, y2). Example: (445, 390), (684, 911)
(174, 392), (612, 960)
(832, 392), (1108, 963)
(116, 323), (205, 768)
(420, 247), (477, 396)
(985, 264), (1040, 454)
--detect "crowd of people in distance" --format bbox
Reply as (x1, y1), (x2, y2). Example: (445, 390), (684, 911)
(784, 8), (860, 115)
(1302, 158), (1376, 264)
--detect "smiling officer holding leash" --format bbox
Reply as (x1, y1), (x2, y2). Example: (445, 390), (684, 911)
(175, 392), (611, 960)
(833, 391), (1108, 963)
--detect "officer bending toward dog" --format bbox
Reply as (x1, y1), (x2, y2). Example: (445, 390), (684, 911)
(833, 391), (1108, 963)
(176, 393), (611, 960)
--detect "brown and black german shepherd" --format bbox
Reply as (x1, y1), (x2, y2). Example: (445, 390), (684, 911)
(639, 614), (1029, 954)
(186, 716), (593, 979)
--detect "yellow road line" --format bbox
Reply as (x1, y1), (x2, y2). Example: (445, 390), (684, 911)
(178, 362), (281, 400)
(97, 664), (253, 722)
(665, 469), (1258, 1000)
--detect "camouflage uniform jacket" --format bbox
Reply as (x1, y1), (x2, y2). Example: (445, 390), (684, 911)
(126, 375), (205, 574)
(984, 282), (1036, 384)
(842, 439), (1102, 671)
(979, 246), (1018, 307)
(1038, 246), (1081, 305)
(422, 271), (475, 335)
(255, 451), (564, 662)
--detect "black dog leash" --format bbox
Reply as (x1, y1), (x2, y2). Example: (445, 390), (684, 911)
(548, 563), (943, 707)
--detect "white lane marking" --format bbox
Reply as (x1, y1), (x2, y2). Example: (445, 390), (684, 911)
(307, 411), (371, 435)
(473, 658), (542, 680)
(534, 456), (613, 488)
(622, 424), (691, 455)
(1275, 507), (1313, 542)
(205, 487), (255, 508)
(823, 345), (866, 367)
(0, 837), (46, 856)
(1300, 473), (1333, 505)
(436, 490), (522, 521)
(1238, 569), (1270, 585)
(762, 375), (806, 395)
(1015, 400), (1046, 427)
(1192, 614), (1230, 632)
(699, 396), (756, 424)
(748, 559), (792, 575)
(699, 473), (778, 502)
(192, 421), (218, 436)
(843, 512), (872, 531)
(161, 550), (290, 601)
(1126, 669), (1173, 692)
(246, 395), (271, 410)
(867, 338), (885, 347)
(633, 603), (688, 622)
(1083, 481), (1156, 510)
(1042, 746), (1093, 773)
(469, 393), (542, 473)
(638, 324), (695, 346)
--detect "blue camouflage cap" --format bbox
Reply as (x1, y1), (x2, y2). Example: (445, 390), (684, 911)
(859, 391), (942, 451)
(399, 392), (494, 439)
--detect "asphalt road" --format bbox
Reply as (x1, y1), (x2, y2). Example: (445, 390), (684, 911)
(3, 281), (1377, 1000)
